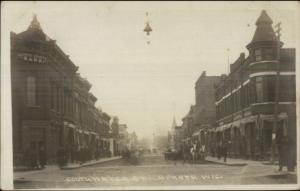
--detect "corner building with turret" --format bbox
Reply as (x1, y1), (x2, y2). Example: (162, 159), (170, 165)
(11, 16), (119, 167)
(213, 10), (296, 162)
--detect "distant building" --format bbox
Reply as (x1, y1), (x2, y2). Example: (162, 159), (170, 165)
(129, 131), (138, 150)
(154, 135), (168, 151)
(192, 71), (221, 147)
(167, 117), (177, 151)
(118, 124), (129, 152)
(181, 105), (195, 145)
(174, 125), (184, 152)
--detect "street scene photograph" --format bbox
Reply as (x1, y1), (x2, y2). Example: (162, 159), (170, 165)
(1, 1), (299, 190)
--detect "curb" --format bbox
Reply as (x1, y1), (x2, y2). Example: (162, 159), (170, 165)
(14, 178), (32, 183)
(204, 159), (247, 167)
(61, 157), (122, 170)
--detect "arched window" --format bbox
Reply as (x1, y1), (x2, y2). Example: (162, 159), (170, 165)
(27, 76), (36, 106)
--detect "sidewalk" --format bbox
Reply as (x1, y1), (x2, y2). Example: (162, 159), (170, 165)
(205, 156), (261, 166)
(14, 165), (60, 182)
(14, 156), (122, 181)
(61, 156), (122, 170)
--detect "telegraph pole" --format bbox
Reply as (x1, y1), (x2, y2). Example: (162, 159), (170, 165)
(227, 48), (230, 74)
(271, 22), (281, 163)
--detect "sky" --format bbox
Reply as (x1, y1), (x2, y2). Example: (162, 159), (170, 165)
(2, 1), (298, 139)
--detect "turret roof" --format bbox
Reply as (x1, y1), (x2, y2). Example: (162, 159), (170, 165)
(249, 10), (277, 45)
(28, 14), (42, 31)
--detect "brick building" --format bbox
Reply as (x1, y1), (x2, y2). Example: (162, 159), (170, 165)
(178, 72), (221, 151)
(214, 10), (296, 161)
(170, 10), (296, 164)
(192, 72), (221, 148)
(181, 105), (195, 145)
(11, 15), (118, 167)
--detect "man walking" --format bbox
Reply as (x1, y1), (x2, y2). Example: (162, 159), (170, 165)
(222, 141), (228, 163)
(38, 144), (46, 169)
(190, 143), (196, 164)
(217, 142), (222, 160)
(182, 144), (189, 165)
(278, 137), (288, 171)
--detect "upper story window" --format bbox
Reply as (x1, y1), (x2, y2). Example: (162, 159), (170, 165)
(264, 48), (274, 60)
(27, 76), (37, 106)
(75, 101), (80, 121)
(265, 76), (275, 102)
(254, 49), (262, 61)
(254, 48), (275, 61)
(279, 76), (296, 102)
(255, 77), (263, 103)
(50, 83), (54, 109)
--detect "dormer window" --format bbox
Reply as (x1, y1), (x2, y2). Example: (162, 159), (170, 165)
(254, 49), (262, 61)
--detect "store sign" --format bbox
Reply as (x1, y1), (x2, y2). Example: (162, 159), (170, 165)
(17, 53), (47, 64)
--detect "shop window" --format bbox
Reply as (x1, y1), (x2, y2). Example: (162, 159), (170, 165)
(27, 76), (36, 106)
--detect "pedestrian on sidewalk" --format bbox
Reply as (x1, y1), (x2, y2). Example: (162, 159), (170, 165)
(38, 144), (46, 169)
(197, 143), (202, 161)
(57, 146), (66, 168)
(190, 143), (196, 164)
(217, 142), (222, 160)
(200, 144), (206, 161)
(287, 138), (296, 172)
(182, 144), (188, 165)
(278, 137), (288, 171)
(211, 143), (215, 157)
(222, 141), (228, 163)
(29, 147), (38, 170)
(23, 147), (31, 170)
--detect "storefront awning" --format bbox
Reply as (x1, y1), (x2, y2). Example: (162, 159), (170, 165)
(64, 121), (76, 129)
(215, 123), (232, 132)
(260, 113), (288, 122)
(192, 131), (200, 137)
(240, 115), (258, 124)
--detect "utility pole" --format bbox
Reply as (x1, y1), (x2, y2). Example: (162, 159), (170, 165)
(271, 22), (281, 164)
(227, 48), (230, 74)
